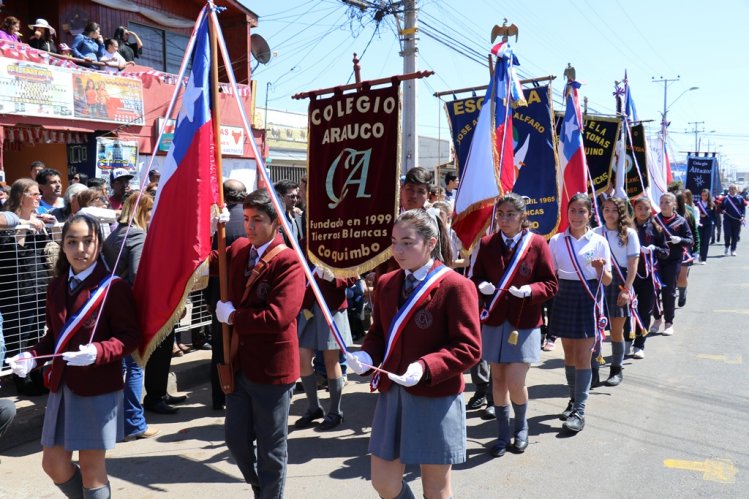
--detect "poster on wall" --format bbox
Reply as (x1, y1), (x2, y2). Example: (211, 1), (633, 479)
(0, 58), (75, 119)
(96, 137), (139, 180)
(73, 72), (145, 125)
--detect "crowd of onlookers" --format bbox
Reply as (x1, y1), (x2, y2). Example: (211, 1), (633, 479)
(0, 14), (143, 73)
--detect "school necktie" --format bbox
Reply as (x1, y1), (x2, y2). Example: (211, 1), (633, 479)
(403, 273), (418, 296)
(69, 277), (81, 293)
(245, 247), (259, 276)
(505, 238), (515, 250)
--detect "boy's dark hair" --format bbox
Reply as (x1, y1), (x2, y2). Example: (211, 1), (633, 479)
(403, 166), (433, 186)
(243, 188), (278, 221)
(54, 214), (104, 277)
(445, 171), (458, 184)
(87, 177), (106, 188)
(273, 179), (299, 196)
(104, 38), (117, 50)
(36, 168), (61, 185)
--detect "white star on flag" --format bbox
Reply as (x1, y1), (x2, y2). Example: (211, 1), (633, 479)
(177, 78), (203, 125)
(564, 116), (579, 142)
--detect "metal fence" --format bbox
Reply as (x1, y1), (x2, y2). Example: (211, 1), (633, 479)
(0, 223), (212, 376)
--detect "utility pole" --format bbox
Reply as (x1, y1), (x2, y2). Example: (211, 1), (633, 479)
(652, 76), (679, 168)
(688, 121), (705, 152)
(401, 0), (418, 171)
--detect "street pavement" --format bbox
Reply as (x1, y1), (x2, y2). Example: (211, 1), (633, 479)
(0, 238), (746, 498)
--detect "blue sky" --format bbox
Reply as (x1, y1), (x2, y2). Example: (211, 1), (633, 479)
(246, 0), (749, 174)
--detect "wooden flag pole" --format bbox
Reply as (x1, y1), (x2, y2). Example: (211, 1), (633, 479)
(209, 16), (233, 391)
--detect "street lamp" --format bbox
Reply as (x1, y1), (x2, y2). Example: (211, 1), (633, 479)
(665, 86), (699, 117)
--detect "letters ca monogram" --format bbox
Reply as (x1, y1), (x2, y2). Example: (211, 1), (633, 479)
(325, 148), (373, 209)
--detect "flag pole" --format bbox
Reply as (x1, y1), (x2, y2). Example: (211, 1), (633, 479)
(208, 13), (232, 373)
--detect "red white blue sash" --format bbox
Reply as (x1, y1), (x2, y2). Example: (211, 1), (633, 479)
(696, 200), (709, 218)
(370, 264), (451, 391)
(564, 235), (608, 345)
(655, 213), (692, 264)
(605, 232), (645, 331)
(46, 275), (119, 384)
(724, 195), (746, 225)
(480, 231), (533, 322)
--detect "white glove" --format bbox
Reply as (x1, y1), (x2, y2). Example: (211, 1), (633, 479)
(345, 351), (373, 375)
(670, 236), (682, 244)
(216, 300), (236, 325)
(478, 281), (496, 295)
(640, 244), (656, 255)
(62, 344), (98, 367)
(314, 266), (335, 282)
(388, 361), (424, 387)
(508, 285), (531, 298)
(5, 352), (36, 378)
(211, 206), (231, 234)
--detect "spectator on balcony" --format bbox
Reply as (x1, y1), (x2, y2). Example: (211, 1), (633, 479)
(27, 18), (57, 53)
(0, 16), (21, 43)
(57, 42), (71, 57)
(70, 21), (105, 62)
(36, 168), (65, 214)
(100, 39), (134, 74)
(113, 26), (143, 63)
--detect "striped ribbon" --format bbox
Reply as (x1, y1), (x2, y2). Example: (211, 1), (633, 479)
(655, 213), (692, 264)
(370, 265), (451, 391)
(606, 236), (645, 332)
(564, 236), (607, 353)
(724, 195), (746, 226)
(480, 230), (533, 322)
(44, 275), (119, 384)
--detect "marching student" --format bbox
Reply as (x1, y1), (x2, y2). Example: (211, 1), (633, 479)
(212, 189), (305, 498)
(5, 214), (139, 499)
(631, 198), (669, 359)
(548, 193), (612, 433)
(650, 192), (693, 337)
(675, 191), (698, 307)
(720, 184), (746, 256)
(593, 197), (639, 386)
(471, 194), (558, 457)
(347, 209), (481, 499)
(295, 267), (356, 431)
(696, 189), (715, 264)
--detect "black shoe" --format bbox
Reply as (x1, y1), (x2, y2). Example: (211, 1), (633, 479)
(490, 442), (507, 458)
(562, 411), (585, 433)
(678, 294), (686, 307)
(165, 394), (187, 405)
(466, 393), (487, 410)
(480, 405), (496, 420)
(559, 400), (574, 421)
(604, 366), (623, 387)
(318, 413), (344, 431)
(144, 400), (179, 415)
(511, 438), (528, 453)
(294, 407), (324, 429)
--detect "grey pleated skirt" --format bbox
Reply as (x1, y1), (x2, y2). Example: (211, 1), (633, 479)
(369, 385), (466, 465)
(41, 383), (124, 451)
(482, 321), (541, 364)
(297, 303), (352, 351)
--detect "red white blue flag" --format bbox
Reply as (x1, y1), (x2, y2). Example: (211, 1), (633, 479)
(133, 14), (219, 362)
(557, 80), (588, 231)
(453, 42), (526, 251)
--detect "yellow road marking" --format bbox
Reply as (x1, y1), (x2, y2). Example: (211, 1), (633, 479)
(663, 458), (738, 483)
(714, 309), (749, 315)
(696, 354), (743, 365)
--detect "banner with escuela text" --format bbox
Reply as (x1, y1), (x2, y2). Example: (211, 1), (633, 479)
(306, 85), (400, 275)
(555, 114), (619, 194)
(445, 95), (483, 176)
(511, 85), (560, 237)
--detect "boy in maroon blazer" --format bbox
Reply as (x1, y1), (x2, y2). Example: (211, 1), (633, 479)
(212, 188), (305, 498)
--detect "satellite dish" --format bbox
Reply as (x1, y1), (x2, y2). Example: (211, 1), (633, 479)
(251, 34), (272, 64)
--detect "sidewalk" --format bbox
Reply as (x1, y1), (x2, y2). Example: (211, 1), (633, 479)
(0, 348), (212, 452)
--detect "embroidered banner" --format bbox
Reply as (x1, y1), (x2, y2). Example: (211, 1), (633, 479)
(306, 85), (400, 274)
(512, 85), (560, 237)
(686, 155), (716, 195)
(621, 123), (649, 198)
(444, 95), (484, 177)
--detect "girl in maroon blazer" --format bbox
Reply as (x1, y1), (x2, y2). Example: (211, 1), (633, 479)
(347, 209), (481, 499)
(471, 193), (558, 458)
(6, 214), (139, 499)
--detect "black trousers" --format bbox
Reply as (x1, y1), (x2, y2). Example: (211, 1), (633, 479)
(143, 330), (175, 407)
(653, 259), (680, 324)
(210, 317), (226, 407)
(633, 276), (655, 349)
(723, 217), (742, 251)
(699, 220), (713, 261)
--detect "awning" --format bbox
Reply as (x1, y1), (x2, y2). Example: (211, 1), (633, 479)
(2, 126), (88, 144)
(268, 149), (307, 162)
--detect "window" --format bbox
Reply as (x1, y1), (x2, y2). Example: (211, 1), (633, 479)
(129, 22), (191, 74)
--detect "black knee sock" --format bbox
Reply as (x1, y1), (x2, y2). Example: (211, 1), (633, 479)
(55, 465), (83, 499)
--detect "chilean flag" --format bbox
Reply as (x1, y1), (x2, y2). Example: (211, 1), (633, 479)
(557, 80), (588, 232)
(133, 14), (219, 363)
(453, 42), (526, 252)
